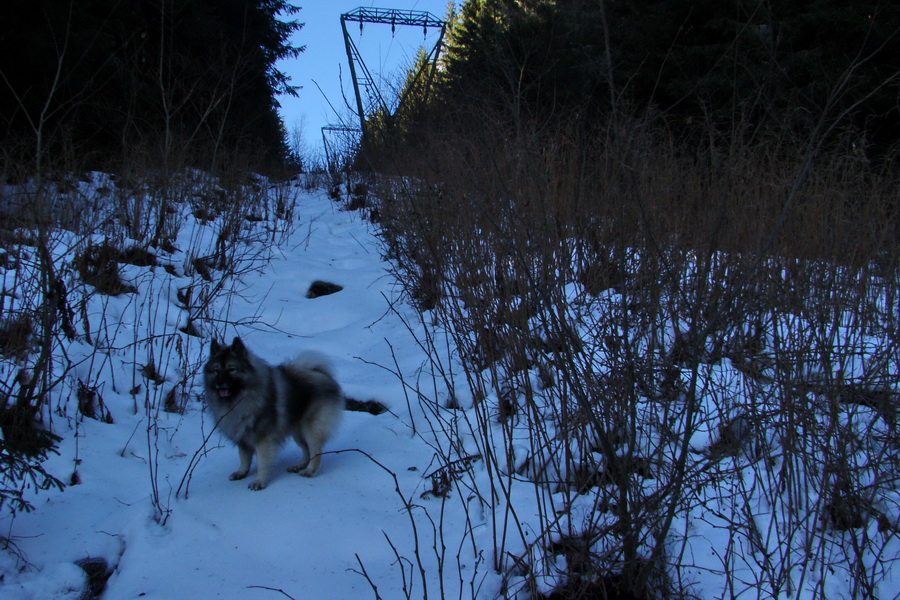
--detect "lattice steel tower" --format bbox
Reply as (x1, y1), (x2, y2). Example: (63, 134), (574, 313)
(340, 7), (446, 143)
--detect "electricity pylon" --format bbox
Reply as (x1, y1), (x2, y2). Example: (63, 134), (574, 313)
(340, 7), (446, 143)
(321, 125), (362, 172)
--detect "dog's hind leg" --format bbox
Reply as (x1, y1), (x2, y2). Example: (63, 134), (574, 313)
(287, 395), (343, 477)
(230, 442), (254, 481)
(249, 439), (277, 490)
(289, 422), (325, 477)
(287, 433), (311, 474)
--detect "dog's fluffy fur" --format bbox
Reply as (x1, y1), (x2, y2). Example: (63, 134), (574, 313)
(203, 337), (344, 490)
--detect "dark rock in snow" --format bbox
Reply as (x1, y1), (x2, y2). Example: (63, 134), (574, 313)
(307, 280), (343, 298)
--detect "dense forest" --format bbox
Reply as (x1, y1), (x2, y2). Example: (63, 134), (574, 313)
(0, 0), (303, 174)
(372, 0), (900, 160)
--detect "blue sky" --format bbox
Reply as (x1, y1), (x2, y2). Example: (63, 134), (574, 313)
(277, 1), (452, 158)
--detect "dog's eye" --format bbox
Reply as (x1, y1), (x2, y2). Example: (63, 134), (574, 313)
(227, 366), (236, 373)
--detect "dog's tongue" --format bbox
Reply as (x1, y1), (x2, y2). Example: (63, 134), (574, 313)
(218, 389), (231, 399)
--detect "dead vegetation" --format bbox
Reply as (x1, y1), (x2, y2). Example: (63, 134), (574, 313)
(370, 107), (900, 599)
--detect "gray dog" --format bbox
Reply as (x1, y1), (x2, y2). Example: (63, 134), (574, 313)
(203, 337), (344, 490)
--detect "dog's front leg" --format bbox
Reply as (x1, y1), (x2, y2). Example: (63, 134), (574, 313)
(249, 440), (277, 490)
(230, 442), (254, 481)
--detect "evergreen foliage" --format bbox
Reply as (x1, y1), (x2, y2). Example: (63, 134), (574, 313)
(0, 406), (64, 516)
(398, 0), (900, 156)
(0, 0), (304, 171)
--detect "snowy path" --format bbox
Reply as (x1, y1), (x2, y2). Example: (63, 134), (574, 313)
(3, 189), (451, 599)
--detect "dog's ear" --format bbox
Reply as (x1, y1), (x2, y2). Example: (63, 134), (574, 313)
(231, 337), (247, 356)
(210, 339), (222, 356)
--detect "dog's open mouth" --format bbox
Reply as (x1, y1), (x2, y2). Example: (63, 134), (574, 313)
(217, 388), (232, 399)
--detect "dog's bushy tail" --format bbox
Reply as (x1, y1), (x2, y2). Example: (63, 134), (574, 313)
(288, 350), (336, 379)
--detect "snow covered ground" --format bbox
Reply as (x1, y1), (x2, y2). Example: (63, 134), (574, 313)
(1, 181), (486, 599)
(1, 176), (898, 599)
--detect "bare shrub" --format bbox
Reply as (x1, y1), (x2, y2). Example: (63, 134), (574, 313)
(372, 105), (900, 599)
(74, 241), (138, 296)
(0, 314), (33, 360)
